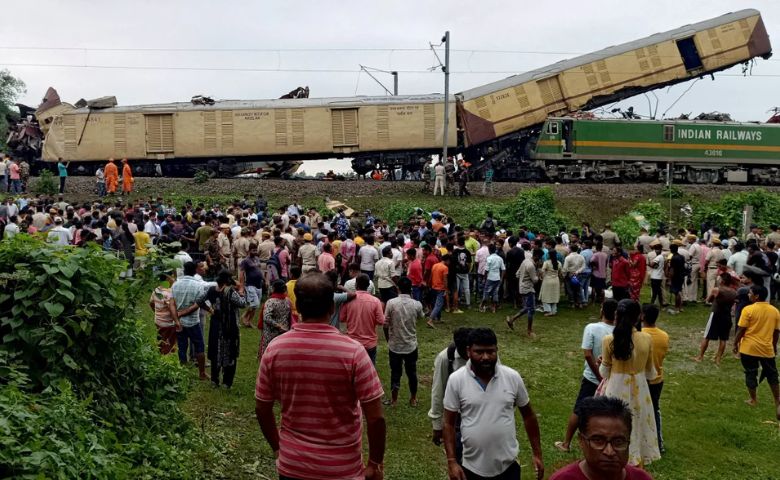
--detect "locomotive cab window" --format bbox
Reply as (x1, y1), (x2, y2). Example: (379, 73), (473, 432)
(663, 125), (675, 142)
(546, 121), (560, 135)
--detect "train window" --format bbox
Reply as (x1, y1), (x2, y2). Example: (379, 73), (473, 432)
(546, 122), (560, 135)
(664, 125), (675, 142)
(676, 37), (704, 73)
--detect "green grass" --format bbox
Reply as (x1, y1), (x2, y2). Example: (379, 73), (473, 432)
(139, 293), (780, 479)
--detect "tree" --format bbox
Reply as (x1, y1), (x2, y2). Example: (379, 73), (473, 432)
(0, 69), (26, 150)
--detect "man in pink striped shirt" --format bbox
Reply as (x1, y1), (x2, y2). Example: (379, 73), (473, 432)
(255, 273), (386, 480)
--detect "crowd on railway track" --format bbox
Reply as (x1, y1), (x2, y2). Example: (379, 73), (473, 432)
(1, 190), (779, 480)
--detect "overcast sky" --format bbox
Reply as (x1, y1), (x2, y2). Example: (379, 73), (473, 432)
(2, 0), (779, 174)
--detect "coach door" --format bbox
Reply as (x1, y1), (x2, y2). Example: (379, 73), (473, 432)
(331, 108), (359, 151)
(145, 114), (175, 157)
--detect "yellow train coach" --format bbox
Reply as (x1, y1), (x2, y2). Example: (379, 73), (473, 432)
(37, 92), (457, 176)
(457, 8), (772, 146)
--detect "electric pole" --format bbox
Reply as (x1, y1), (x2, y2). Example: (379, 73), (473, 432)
(442, 31), (450, 163)
(392, 71), (398, 96)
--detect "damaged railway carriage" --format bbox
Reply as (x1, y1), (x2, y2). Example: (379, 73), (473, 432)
(34, 9), (772, 182)
(458, 8), (772, 180)
(36, 93), (456, 177)
(533, 118), (780, 184)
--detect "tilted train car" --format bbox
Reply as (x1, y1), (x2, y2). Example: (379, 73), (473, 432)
(457, 8), (771, 152)
(33, 9), (772, 181)
(36, 92), (456, 176)
(531, 117), (780, 184)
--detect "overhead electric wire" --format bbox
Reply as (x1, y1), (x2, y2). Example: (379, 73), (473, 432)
(2, 61), (780, 78)
(1, 44), (777, 61)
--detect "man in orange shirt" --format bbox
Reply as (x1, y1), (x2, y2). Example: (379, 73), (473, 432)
(121, 158), (134, 195)
(427, 254), (449, 328)
(733, 284), (780, 420)
(104, 158), (119, 194)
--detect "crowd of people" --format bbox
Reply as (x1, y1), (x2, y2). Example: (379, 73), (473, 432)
(2, 188), (780, 480)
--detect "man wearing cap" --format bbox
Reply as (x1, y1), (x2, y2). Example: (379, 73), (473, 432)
(47, 217), (72, 245)
(217, 223), (233, 272)
(705, 238), (725, 297)
(635, 227), (653, 253)
(298, 232), (318, 273)
(685, 234), (701, 303)
(233, 227), (253, 272)
(433, 161), (446, 196)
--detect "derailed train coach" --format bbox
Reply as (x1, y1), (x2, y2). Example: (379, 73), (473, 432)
(35, 91), (456, 177)
(33, 9), (773, 181)
(457, 8), (773, 178)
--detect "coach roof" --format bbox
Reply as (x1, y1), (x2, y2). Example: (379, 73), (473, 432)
(458, 9), (765, 101)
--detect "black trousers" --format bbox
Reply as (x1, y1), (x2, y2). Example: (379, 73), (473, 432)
(464, 461), (520, 480)
(389, 348), (418, 395)
(612, 286), (630, 301)
(211, 362), (237, 387)
(59, 176), (66, 193)
(650, 279), (663, 305)
(648, 381), (664, 451)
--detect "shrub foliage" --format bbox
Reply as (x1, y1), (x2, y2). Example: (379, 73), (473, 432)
(0, 236), (198, 478)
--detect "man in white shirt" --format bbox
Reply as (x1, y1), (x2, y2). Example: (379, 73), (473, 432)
(479, 244), (505, 313)
(649, 241), (666, 307)
(443, 328), (544, 479)
(429, 327), (471, 451)
(727, 242), (749, 275)
(554, 299), (617, 452)
(47, 217), (72, 245)
(144, 213), (162, 240)
(4, 215), (20, 239)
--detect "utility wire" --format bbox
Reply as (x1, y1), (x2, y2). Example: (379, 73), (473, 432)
(1, 45), (777, 61)
(2, 61), (779, 77)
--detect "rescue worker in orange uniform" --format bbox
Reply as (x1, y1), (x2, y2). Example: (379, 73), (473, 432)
(121, 158), (134, 195)
(104, 158), (119, 194)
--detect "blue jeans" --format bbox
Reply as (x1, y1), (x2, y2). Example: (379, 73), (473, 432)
(10, 179), (21, 194)
(519, 292), (535, 323)
(430, 289), (446, 320)
(97, 181), (106, 197)
(483, 279), (500, 303)
(412, 285), (423, 302)
(579, 272), (591, 304)
(366, 346), (377, 366)
(178, 324), (205, 364)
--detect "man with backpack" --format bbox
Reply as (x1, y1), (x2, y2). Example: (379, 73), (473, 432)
(428, 327), (472, 461)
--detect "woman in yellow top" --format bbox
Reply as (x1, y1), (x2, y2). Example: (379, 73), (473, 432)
(599, 299), (661, 467)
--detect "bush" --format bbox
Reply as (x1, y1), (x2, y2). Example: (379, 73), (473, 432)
(0, 236), (200, 478)
(193, 169), (210, 184)
(499, 187), (569, 235)
(691, 189), (780, 232)
(33, 169), (58, 196)
(611, 200), (665, 248)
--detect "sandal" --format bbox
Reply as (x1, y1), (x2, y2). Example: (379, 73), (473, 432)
(505, 315), (515, 330)
(554, 441), (570, 452)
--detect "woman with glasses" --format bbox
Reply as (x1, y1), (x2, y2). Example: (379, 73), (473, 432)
(597, 299), (661, 467)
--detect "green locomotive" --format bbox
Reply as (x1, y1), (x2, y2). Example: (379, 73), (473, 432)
(531, 117), (780, 184)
